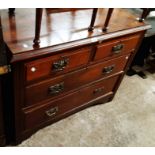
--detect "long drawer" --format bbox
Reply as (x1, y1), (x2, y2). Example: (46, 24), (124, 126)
(23, 74), (120, 130)
(25, 46), (91, 82)
(94, 33), (141, 61)
(25, 54), (130, 106)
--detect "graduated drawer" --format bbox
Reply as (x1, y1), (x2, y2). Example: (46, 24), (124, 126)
(94, 33), (141, 61)
(25, 47), (91, 82)
(25, 54), (130, 106)
(23, 75), (120, 130)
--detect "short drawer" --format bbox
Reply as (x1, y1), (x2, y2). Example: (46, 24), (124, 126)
(25, 54), (130, 106)
(24, 75), (120, 130)
(94, 33), (141, 61)
(25, 47), (91, 82)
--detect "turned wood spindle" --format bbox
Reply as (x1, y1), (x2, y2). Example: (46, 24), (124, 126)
(138, 9), (150, 22)
(8, 8), (15, 16)
(33, 8), (43, 46)
(88, 8), (98, 31)
(102, 8), (114, 32)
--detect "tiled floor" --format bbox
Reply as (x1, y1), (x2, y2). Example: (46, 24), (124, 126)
(19, 72), (155, 146)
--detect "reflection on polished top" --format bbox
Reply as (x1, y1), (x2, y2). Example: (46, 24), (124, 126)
(0, 9), (150, 57)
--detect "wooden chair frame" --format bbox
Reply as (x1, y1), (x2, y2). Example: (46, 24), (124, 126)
(8, 8), (115, 46)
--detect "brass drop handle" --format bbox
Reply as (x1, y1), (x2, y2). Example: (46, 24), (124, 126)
(102, 65), (115, 74)
(48, 82), (64, 95)
(45, 106), (58, 117)
(112, 44), (124, 54)
(52, 58), (69, 71)
(93, 87), (104, 94)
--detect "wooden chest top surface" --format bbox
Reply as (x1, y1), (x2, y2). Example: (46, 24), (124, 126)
(0, 8), (151, 144)
(0, 9), (150, 51)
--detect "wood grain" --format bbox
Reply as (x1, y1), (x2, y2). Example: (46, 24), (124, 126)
(0, 9), (150, 145)
(25, 53), (129, 107)
(24, 75), (120, 130)
(0, 9), (150, 62)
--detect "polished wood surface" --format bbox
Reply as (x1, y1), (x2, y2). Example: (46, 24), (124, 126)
(24, 75), (119, 130)
(25, 54), (129, 107)
(0, 9), (150, 144)
(35, 9), (91, 45)
(46, 8), (90, 14)
(25, 46), (91, 82)
(0, 9), (150, 58)
(94, 33), (141, 61)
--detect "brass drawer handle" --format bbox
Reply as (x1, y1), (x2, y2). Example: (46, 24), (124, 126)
(52, 58), (69, 71)
(93, 87), (104, 94)
(102, 65), (115, 74)
(112, 44), (124, 54)
(45, 106), (58, 117)
(48, 82), (64, 95)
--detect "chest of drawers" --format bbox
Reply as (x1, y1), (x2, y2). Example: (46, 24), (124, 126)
(11, 32), (146, 143)
(0, 8), (151, 144)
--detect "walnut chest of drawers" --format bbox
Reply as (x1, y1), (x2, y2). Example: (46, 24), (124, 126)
(1, 8), (150, 144)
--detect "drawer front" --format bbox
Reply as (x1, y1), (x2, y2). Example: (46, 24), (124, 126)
(24, 75), (120, 130)
(25, 54), (130, 106)
(25, 47), (91, 82)
(94, 33), (141, 61)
